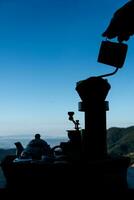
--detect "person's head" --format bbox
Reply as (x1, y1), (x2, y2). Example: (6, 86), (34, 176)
(35, 133), (41, 139)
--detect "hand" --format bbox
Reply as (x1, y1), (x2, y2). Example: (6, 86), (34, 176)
(102, 1), (134, 42)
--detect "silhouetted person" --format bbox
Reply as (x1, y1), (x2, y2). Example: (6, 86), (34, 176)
(103, 0), (134, 42)
(21, 133), (51, 160)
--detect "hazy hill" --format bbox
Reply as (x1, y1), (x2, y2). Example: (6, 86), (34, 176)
(107, 126), (134, 163)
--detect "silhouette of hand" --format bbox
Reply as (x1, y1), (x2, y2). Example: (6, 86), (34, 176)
(102, 1), (134, 42)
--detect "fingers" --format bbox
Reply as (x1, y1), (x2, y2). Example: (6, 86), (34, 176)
(102, 1), (134, 42)
(118, 34), (130, 43)
(103, 26), (131, 42)
(102, 22), (131, 42)
(102, 15), (120, 39)
(102, 32), (130, 42)
(102, 29), (117, 39)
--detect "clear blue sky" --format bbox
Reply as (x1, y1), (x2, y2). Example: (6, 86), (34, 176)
(0, 0), (133, 137)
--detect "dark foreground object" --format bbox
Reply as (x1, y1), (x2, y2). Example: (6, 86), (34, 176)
(0, 155), (130, 197)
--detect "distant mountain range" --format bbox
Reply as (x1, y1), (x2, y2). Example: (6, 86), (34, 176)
(0, 126), (134, 163)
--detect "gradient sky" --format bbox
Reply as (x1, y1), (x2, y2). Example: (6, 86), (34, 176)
(0, 0), (133, 137)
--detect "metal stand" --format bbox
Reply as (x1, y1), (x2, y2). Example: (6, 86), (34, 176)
(76, 76), (111, 159)
(75, 71), (130, 190)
